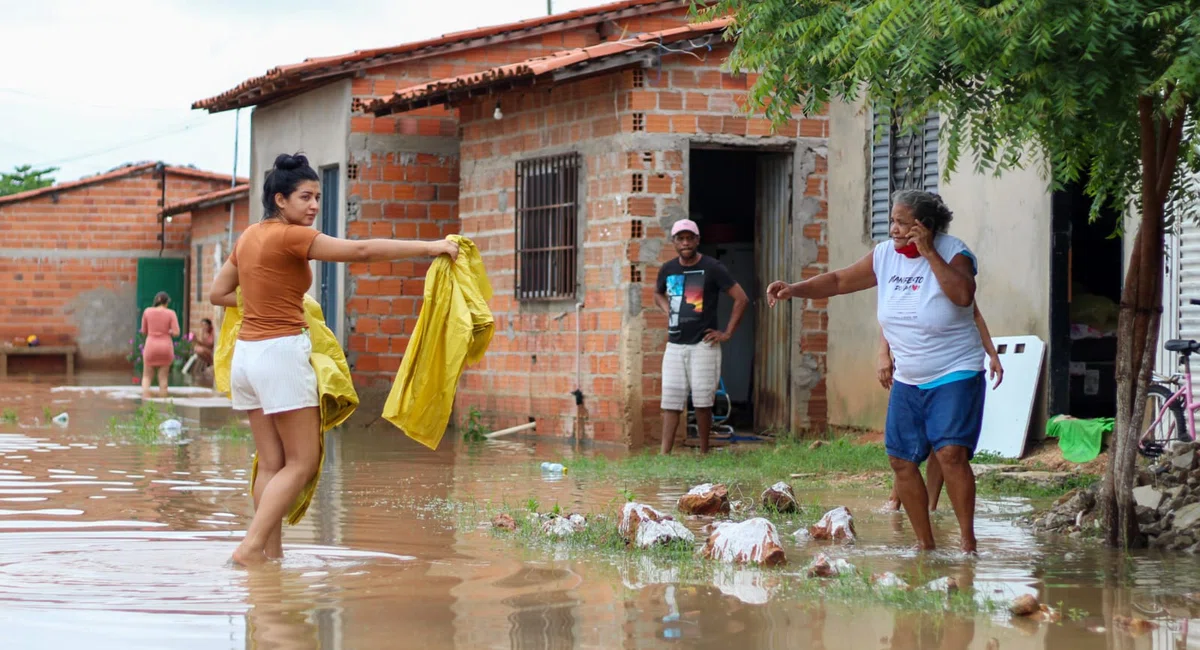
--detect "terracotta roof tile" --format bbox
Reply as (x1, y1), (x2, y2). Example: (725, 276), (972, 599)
(0, 162), (248, 207)
(192, 0), (691, 113)
(161, 184), (250, 217)
(369, 18), (731, 115)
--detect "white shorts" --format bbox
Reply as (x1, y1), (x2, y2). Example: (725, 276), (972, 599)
(230, 331), (319, 415)
(661, 342), (721, 411)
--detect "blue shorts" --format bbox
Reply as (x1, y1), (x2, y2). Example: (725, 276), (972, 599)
(885, 372), (985, 464)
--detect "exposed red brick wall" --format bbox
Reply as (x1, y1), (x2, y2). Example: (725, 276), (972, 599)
(0, 169), (232, 365)
(187, 199), (250, 335)
(340, 7), (694, 391)
(449, 43), (829, 445)
(453, 74), (628, 442)
(342, 152), (460, 383)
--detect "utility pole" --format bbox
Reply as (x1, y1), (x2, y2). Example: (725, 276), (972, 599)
(547, 0), (552, 15)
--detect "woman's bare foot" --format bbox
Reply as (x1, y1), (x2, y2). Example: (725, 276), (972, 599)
(231, 544), (269, 567)
(960, 537), (977, 554)
(884, 498), (901, 512)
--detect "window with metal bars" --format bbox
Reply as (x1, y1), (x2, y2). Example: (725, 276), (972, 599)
(869, 109), (941, 241)
(515, 153), (580, 301)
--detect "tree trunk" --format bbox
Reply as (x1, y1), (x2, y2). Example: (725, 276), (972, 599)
(1099, 95), (1180, 548)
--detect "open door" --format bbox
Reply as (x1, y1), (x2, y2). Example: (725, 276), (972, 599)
(754, 154), (793, 431)
(136, 257), (186, 333)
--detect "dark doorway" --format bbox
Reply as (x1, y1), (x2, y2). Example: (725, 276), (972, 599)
(688, 147), (793, 433)
(1049, 181), (1123, 418)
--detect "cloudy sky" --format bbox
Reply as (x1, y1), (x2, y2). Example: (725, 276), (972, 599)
(0, 0), (611, 184)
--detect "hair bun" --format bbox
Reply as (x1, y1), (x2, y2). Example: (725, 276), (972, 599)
(273, 153), (309, 171)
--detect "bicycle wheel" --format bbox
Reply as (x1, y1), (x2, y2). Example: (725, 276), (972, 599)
(1144, 383), (1187, 446)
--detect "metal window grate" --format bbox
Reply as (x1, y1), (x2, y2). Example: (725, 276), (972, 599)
(869, 108), (940, 241)
(515, 153), (580, 301)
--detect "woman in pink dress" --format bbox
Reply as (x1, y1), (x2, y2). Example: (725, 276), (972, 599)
(141, 292), (180, 398)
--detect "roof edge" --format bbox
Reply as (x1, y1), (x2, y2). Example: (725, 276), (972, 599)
(161, 184), (250, 217)
(369, 18), (732, 116)
(0, 163), (246, 208)
(192, 0), (693, 113)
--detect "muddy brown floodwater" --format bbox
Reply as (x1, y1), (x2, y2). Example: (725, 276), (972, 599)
(2, 375), (1200, 649)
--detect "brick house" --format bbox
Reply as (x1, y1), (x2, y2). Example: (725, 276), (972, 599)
(0, 163), (245, 370)
(159, 185), (251, 335)
(191, 0), (831, 446)
(365, 17), (829, 446)
(193, 1), (1197, 447)
(191, 0), (709, 402)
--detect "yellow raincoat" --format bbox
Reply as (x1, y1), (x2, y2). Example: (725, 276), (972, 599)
(214, 290), (358, 525)
(383, 235), (493, 449)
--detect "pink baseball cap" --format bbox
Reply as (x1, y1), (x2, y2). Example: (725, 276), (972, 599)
(671, 219), (699, 237)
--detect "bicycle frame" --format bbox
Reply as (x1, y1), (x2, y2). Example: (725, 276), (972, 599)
(1142, 353), (1200, 443)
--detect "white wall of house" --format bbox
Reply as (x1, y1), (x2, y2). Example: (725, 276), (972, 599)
(249, 79), (351, 342)
(825, 99), (1053, 431)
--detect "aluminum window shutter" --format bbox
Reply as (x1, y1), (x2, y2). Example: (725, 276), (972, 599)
(869, 110), (941, 241)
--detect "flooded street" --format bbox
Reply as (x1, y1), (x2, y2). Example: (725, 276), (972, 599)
(1, 377), (1200, 649)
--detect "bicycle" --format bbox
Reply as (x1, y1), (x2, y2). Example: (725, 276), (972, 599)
(1138, 298), (1200, 458)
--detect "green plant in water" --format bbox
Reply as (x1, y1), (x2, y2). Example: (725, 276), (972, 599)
(525, 497), (540, 514)
(107, 402), (176, 442)
(213, 423), (252, 439)
(1, 409), (17, 425)
(461, 407), (487, 442)
(618, 488), (636, 503)
(42, 406), (53, 424)
(550, 502), (562, 516)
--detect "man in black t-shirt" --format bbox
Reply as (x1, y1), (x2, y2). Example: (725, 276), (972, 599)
(654, 219), (749, 454)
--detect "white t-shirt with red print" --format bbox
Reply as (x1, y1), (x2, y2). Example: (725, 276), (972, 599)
(873, 234), (984, 386)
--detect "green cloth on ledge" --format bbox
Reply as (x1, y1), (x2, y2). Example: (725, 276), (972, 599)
(1045, 415), (1114, 463)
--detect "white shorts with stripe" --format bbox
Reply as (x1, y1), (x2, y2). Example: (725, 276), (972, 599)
(660, 341), (721, 411)
(230, 331), (319, 415)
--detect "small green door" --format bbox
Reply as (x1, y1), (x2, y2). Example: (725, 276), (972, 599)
(136, 257), (186, 333)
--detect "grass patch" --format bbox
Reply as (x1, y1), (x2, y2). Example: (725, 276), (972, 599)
(568, 437), (890, 485)
(562, 438), (1092, 501)
(106, 403), (177, 442)
(977, 472), (1100, 499)
(1, 409), (17, 425)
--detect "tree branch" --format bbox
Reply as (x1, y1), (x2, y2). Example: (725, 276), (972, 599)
(1140, 96), (1158, 214)
(1157, 103), (1188, 203)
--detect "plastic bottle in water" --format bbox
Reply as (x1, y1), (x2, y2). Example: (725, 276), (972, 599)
(540, 462), (565, 473)
(159, 419), (183, 437)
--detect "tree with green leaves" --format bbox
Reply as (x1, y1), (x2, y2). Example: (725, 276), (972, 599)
(703, 0), (1200, 548)
(0, 165), (58, 197)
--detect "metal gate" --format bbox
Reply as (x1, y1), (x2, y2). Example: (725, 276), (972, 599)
(135, 258), (185, 334)
(754, 154), (793, 431)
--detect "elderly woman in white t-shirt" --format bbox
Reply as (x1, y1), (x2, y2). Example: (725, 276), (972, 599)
(767, 190), (985, 553)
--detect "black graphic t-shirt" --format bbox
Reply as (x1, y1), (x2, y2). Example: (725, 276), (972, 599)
(655, 255), (736, 345)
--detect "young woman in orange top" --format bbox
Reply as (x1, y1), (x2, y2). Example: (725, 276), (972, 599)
(210, 153), (458, 566)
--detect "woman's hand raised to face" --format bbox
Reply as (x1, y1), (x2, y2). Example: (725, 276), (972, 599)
(766, 281), (792, 308)
(908, 221), (936, 258)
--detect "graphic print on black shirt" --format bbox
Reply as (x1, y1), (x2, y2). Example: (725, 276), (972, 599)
(656, 256), (736, 345)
